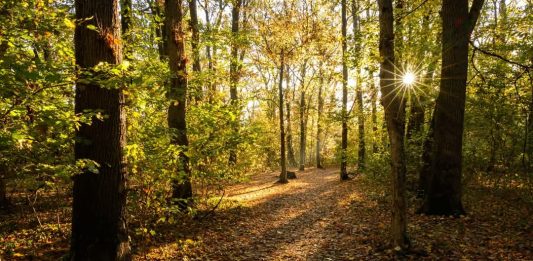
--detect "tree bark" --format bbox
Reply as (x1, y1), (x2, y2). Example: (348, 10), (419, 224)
(340, 0), (349, 180)
(420, 0), (485, 216)
(71, 0), (130, 259)
(229, 0), (242, 165)
(165, 0), (192, 206)
(278, 51), (288, 183)
(378, 0), (410, 251)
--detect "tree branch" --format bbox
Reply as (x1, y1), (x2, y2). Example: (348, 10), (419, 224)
(469, 41), (532, 70)
(467, 0), (485, 35)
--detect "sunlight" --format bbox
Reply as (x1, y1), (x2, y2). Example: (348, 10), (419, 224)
(402, 72), (416, 86)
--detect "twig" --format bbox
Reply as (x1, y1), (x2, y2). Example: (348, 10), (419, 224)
(196, 189), (226, 221)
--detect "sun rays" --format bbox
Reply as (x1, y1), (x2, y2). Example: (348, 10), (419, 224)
(379, 60), (436, 111)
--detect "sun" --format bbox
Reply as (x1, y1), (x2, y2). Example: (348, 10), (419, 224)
(402, 72), (416, 86)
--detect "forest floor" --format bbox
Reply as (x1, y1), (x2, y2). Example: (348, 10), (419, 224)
(0, 168), (531, 260)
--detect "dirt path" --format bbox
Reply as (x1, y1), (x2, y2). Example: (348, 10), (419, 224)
(136, 167), (531, 260)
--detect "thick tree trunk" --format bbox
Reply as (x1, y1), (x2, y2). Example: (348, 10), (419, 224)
(228, 0), (242, 165)
(340, 0), (349, 180)
(378, 0), (409, 251)
(420, 0), (484, 216)
(165, 0), (192, 206)
(71, 0), (130, 259)
(316, 64), (324, 169)
(278, 52), (288, 183)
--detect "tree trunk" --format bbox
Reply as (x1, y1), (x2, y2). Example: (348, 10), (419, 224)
(287, 101), (298, 167)
(420, 0), (485, 216)
(165, 0), (192, 206)
(188, 0), (202, 101)
(352, 0), (365, 170)
(120, 0), (132, 58)
(0, 164), (8, 210)
(278, 51), (288, 183)
(149, 0), (166, 60)
(378, 0), (410, 251)
(340, 0), (349, 180)
(316, 63), (324, 169)
(417, 113), (434, 198)
(228, 0), (242, 165)
(71, 0), (130, 259)
(299, 90), (306, 171)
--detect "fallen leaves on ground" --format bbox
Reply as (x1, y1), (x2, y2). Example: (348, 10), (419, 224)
(1, 168), (531, 260)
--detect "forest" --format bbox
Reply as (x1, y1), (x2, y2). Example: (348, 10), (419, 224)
(0, 0), (532, 260)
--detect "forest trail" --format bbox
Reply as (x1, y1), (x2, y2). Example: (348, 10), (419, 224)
(136, 167), (531, 260)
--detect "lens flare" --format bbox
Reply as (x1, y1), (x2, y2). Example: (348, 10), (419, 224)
(402, 72), (416, 86)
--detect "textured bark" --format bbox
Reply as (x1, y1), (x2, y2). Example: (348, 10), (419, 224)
(278, 52), (288, 183)
(165, 0), (192, 205)
(340, 0), (349, 180)
(378, 0), (409, 250)
(420, 0), (485, 216)
(71, 0), (130, 259)
(229, 0), (242, 165)
(316, 64), (324, 169)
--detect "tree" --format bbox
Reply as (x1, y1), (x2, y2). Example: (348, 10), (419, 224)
(419, 0), (485, 216)
(378, 0), (409, 251)
(352, 0), (365, 170)
(70, 0), (130, 259)
(340, 0), (349, 180)
(278, 51), (288, 183)
(188, 0), (202, 101)
(165, 0), (193, 205)
(229, 0), (243, 165)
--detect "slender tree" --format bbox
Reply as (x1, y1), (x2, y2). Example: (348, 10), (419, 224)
(352, 0), (365, 169)
(316, 61), (325, 169)
(278, 51), (288, 183)
(70, 0), (130, 259)
(378, 0), (409, 250)
(229, 0), (243, 165)
(420, 0), (485, 216)
(188, 0), (202, 101)
(298, 61), (308, 171)
(165, 0), (193, 205)
(340, 0), (349, 180)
